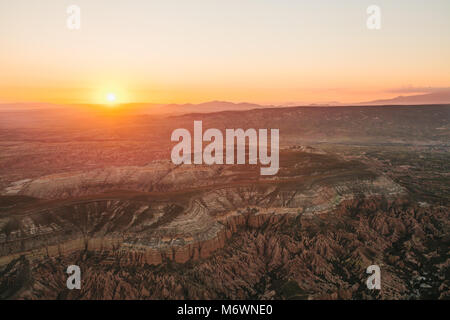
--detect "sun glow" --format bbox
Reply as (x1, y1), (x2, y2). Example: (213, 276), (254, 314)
(94, 86), (131, 105)
(106, 93), (117, 104)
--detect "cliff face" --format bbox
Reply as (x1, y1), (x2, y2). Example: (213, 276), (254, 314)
(1, 148), (447, 300)
(0, 172), (403, 267)
(1, 197), (448, 300)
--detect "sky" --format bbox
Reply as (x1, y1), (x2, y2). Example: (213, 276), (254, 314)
(0, 0), (449, 105)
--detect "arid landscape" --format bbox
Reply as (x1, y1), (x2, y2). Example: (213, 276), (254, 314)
(0, 103), (448, 300)
(1, 0), (449, 307)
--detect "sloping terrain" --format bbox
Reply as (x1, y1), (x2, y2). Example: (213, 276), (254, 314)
(0, 105), (448, 300)
(0, 149), (403, 266)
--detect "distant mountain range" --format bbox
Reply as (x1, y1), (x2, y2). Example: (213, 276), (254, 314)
(0, 100), (274, 114)
(1, 91), (449, 115)
(146, 100), (274, 114)
(355, 90), (450, 106)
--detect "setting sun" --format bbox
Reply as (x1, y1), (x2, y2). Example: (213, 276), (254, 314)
(94, 86), (130, 105)
(106, 93), (117, 104)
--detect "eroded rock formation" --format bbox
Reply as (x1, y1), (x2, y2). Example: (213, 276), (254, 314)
(0, 148), (447, 300)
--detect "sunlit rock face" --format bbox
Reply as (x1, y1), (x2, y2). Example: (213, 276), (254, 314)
(5, 146), (446, 300)
(0, 149), (405, 265)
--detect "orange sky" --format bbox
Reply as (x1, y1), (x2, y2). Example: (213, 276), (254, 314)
(1, 0), (449, 105)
